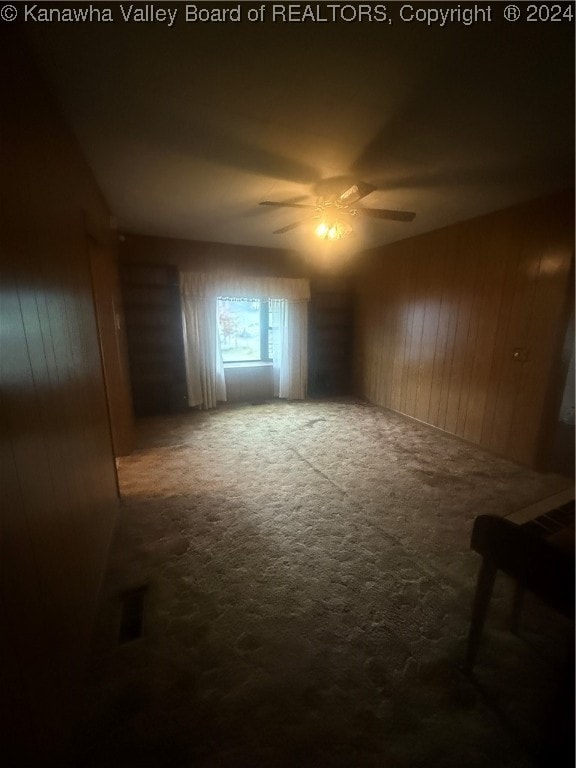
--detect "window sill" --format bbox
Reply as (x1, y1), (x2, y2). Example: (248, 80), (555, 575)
(223, 361), (273, 369)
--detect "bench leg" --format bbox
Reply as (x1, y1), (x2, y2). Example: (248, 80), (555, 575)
(465, 558), (497, 672)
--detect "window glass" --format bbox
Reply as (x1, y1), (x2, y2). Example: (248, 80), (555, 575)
(218, 297), (262, 362)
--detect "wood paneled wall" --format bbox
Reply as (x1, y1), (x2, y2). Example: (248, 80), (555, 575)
(1, 33), (122, 760)
(355, 192), (574, 469)
(89, 238), (134, 453)
(120, 232), (309, 277)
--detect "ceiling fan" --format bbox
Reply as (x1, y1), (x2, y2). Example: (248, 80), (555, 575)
(259, 182), (416, 239)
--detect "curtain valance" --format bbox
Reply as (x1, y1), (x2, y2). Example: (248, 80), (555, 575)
(180, 271), (310, 301)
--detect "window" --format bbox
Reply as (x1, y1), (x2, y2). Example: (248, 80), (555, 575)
(217, 297), (280, 363)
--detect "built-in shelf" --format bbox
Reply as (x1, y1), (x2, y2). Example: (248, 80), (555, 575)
(120, 262), (188, 416)
(308, 277), (354, 397)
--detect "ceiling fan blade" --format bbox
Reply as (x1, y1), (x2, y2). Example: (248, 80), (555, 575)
(273, 220), (307, 234)
(259, 201), (317, 210)
(338, 182), (377, 204)
(358, 207), (416, 222)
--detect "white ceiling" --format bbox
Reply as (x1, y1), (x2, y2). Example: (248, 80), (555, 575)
(29, 7), (574, 255)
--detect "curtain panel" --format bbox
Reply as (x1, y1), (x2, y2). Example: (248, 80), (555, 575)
(180, 271), (310, 408)
(181, 293), (226, 409)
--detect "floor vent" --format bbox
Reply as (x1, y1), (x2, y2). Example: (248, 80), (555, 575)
(119, 586), (148, 644)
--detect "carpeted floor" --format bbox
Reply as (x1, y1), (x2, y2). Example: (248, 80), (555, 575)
(77, 399), (574, 767)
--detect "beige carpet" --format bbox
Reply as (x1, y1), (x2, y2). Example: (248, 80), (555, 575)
(78, 399), (573, 767)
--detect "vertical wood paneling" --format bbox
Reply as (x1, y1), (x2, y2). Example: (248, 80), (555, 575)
(507, 206), (575, 461)
(355, 192), (574, 468)
(485, 211), (538, 456)
(428, 229), (454, 428)
(1, 33), (120, 760)
(437, 261), (461, 432)
(89, 239), (134, 456)
(415, 235), (443, 423)
(399, 242), (415, 414)
(455, 220), (485, 440)
(479, 212), (524, 450)
(406, 246), (425, 418)
(391, 255), (410, 412)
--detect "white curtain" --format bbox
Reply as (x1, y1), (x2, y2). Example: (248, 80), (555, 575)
(180, 271), (310, 409)
(271, 298), (308, 400)
(181, 275), (226, 409)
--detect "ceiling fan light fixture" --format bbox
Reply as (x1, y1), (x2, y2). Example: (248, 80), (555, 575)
(315, 218), (352, 241)
(260, 181), (415, 238)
